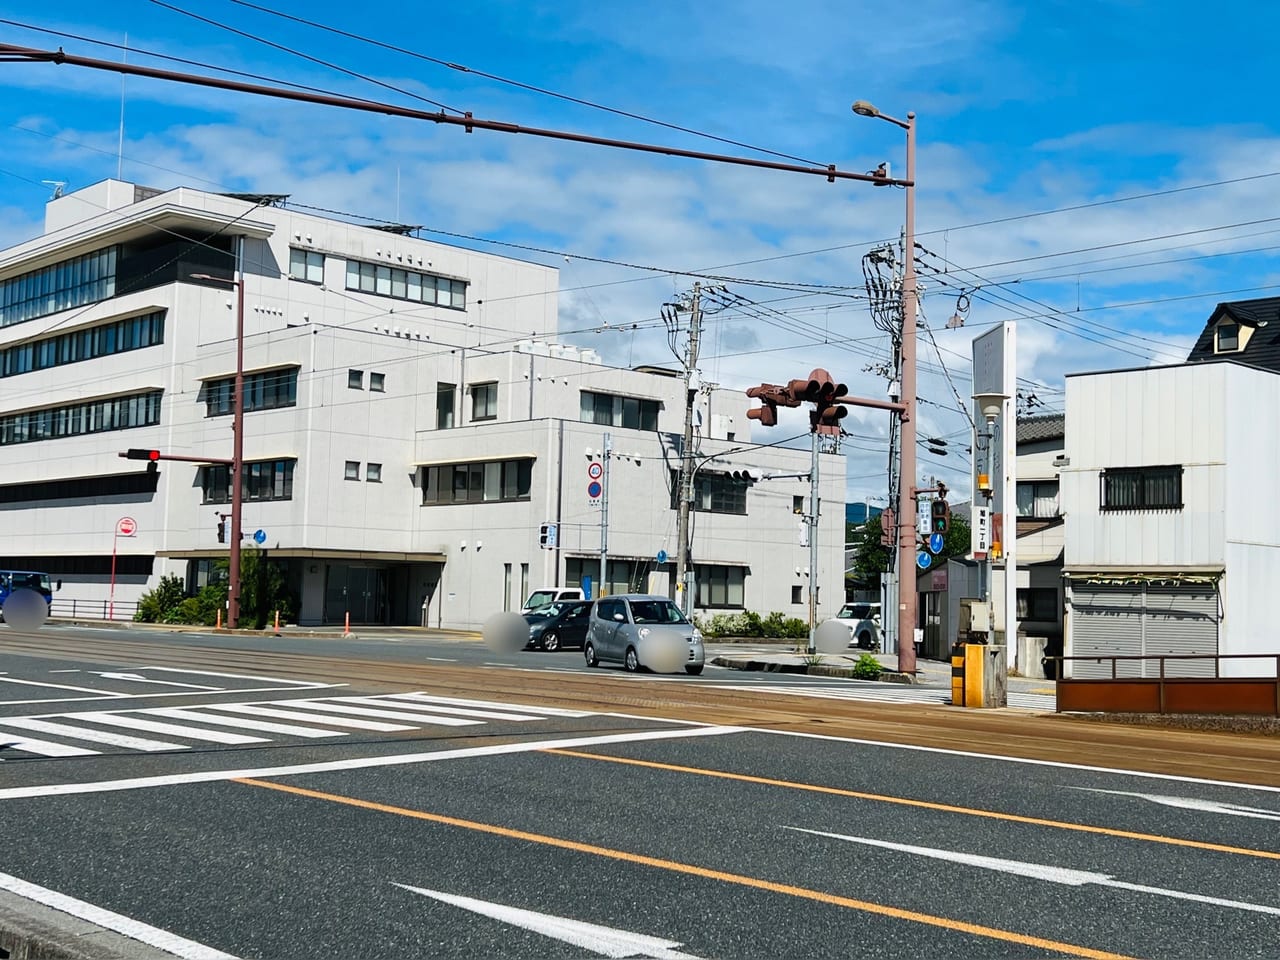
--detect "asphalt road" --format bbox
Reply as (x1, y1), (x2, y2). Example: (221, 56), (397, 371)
(0, 624), (1277, 960)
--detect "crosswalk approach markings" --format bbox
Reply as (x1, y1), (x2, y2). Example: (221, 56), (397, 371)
(0, 693), (591, 759)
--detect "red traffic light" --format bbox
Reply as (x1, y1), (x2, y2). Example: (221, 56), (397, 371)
(124, 448), (161, 461)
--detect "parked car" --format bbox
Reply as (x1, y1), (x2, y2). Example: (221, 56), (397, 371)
(583, 595), (705, 675)
(521, 587), (585, 615)
(834, 602), (882, 650)
(523, 600), (592, 651)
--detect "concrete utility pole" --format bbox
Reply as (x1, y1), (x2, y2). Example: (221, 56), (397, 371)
(806, 431), (820, 654)
(675, 283), (702, 615)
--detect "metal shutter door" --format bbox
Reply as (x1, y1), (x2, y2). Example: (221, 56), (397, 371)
(1143, 584), (1219, 678)
(1071, 584), (1144, 678)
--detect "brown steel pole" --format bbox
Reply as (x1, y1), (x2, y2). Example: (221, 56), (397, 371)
(228, 239), (246, 629)
(896, 112), (918, 674)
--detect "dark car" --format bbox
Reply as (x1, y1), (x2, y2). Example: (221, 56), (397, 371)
(523, 600), (593, 651)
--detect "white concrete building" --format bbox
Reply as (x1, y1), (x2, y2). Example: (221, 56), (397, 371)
(0, 180), (841, 628)
(1060, 359), (1280, 677)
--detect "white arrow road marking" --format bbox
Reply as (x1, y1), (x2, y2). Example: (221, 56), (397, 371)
(93, 672), (222, 690)
(785, 827), (1280, 916)
(394, 884), (700, 959)
(1072, 787), (1280, 821)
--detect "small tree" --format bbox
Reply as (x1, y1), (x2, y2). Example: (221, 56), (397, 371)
(134, 574), (186, 622)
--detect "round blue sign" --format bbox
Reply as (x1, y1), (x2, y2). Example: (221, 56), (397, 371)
(253, 529), (266, 544)
(656, 549), (668, 564)
(928, 532), (945, 555)
(587, 481), (602, 498)
(916, 551), (931, 570)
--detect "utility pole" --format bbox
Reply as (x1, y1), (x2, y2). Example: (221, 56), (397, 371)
(807, 431), (820, 654)
(675, 282), (702, 616)
(598, 432), (611, 598)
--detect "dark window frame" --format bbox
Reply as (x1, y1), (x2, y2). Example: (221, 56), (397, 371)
(0, 390), (162, 447)
(1, 310), (165, 379)
(1216, 322), (1240, 351)
(288, 247), (324, 284)
(469, 382), (498, 421)
(201, 459), (296, 504)
(421, 458), (534, 505)
(1100, 464), (1183, 511)
(204, 367), (299, 417)
(579, 390), (660, 431)
(670, 470), (750, 515)
(348, 369), (364, 390)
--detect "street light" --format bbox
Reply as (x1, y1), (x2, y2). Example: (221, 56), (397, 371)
(972, 392), (1008, 613)
(852, 99), (917, 674)
(191, 246), (246, 630)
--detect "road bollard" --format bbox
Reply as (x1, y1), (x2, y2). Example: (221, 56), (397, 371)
(951, 641), (966, 706)
(963, 643), (1008, 708)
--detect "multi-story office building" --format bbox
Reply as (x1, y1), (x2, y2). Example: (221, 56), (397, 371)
(0, 180), (843, 628)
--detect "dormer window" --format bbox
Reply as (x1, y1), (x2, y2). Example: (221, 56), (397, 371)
(1217, 322), (1240, 352)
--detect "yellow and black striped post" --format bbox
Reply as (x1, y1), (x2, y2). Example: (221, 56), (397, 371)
(951, 642), (966, 706)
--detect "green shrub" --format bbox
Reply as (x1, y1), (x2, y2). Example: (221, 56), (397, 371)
(134, 574), (186, 623)
(851, 652), (884, 680)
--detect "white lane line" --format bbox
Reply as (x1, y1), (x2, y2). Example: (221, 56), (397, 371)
(1072, 788), (1280, 821)
(144, 708), (348, 739)
(143, 667), (334, 688)
(397, 692), (594, 718)
(92, 672), (223, 690)
(424, 657), (457, 662)
(0, 718), (183, 752)
(360, 696), (544, 722)
(74, 713), (267, 745)
(757, 728), (1280, 794)
(0, 678), (129, 697)
(205, 704), (414, 732)
(786, 826), (1280, 917)
(275, 700), (483, 727)
(0, 869), (240, 959)
(395, 884), (699, 958)
(0, 736), (98, 757)
(0, 725), (743, 799)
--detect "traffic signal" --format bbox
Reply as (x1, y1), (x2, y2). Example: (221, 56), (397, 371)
(788, 368), (849, 404)
(125, 448), (161, 475)
(538, 522), (558, 549)
(729, 469), (756, 484)
(745, 383), (800, 427)
(812, 402), (848, 436)
(931, 499), (950, 535)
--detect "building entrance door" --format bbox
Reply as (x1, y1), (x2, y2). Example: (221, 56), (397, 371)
(324, 565), (389, 624)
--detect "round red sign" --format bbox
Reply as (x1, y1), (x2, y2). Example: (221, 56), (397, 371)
(117, 517), (137, 536)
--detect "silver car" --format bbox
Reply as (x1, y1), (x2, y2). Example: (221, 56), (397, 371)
(583, 595), (705, 675)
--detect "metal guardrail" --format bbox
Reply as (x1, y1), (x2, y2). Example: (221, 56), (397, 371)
(1049, 653), (1280, 716)
(50, 598), (139, 621)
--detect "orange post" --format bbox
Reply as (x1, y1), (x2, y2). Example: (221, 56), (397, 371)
(343, 610), (352, 637)
(274, 609), (280, 630)
(216, 608), (223, 630)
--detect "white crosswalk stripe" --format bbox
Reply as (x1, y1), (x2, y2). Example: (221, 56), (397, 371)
(0, 692), (596, 759)
(703, 682), (1055, 711)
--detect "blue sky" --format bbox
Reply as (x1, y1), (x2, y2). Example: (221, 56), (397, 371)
(3, 1), (1280, 505)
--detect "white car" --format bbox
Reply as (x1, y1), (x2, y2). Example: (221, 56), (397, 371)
(520, 587), (585, 615)
(835, 602), (882, 650)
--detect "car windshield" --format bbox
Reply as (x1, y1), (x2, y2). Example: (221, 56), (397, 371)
(839, 604), (875, 619)
(523, 590), (557, 611)
(10, 573), (50, 594)
(629, 600), (689, 625)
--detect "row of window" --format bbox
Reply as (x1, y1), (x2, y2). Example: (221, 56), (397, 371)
(205, 367), (300, 417)
(1, 310), (165, 379)
(348, 369), (386, 392)
(1, 247), (118, 328)
(345, 461), (383, 482)
(201, 460), (296, 505)
(562, 558), (745, 609)
(421, 458), (533, 505)
(434, 382), (496, 427)
(344, 259), (466, 310)
(0, 390), (162, 446)
(669, 470), (751, 515)
(580, 390), (660, 431)
(1101, 465), (1182, 511)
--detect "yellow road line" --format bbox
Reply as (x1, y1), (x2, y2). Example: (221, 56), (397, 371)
(544, 749), (1280, 862)
(235, 776), (1138, 960)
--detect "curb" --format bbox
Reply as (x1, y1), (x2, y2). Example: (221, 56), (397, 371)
(709, 657), (919, 684)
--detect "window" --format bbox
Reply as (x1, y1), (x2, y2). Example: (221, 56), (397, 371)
(1101, 465), (1183, 511)
(1018, 587), (1060, 622)
(345, 461), (360, 481)
(201, 459), (295, 504)
(288, 248), (324, 284)
(469, 382), (498, 421)
(1216, 322), (1240, 352)
(436, 383), (456, 430)
(793, 496), (805, 516)
(345, 259), (467, 310)
(695, 565), (746, 608)
(205, 368), (298, 417)
(367, 462), (382, 483)
(0, 390), (161, 446)
(671, 470), (750, 515)
(579, 390), (660, 430)
(370, 372), (385, 392)
(791, 585), (803, 604)
(1016, 480), (1060, 518)
(1, 310), (164, 379)
(348, 369), (364, 390)
(421, 458), (533, 504)
(1, 246), (118, 328)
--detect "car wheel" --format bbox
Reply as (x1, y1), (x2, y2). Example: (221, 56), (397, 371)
(583, 642), (599, 668)
(857, 631), (873, 650)
(684, 664), (704, 676)
(543, 631), (560, 652)
(624, 646), (640, 673)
